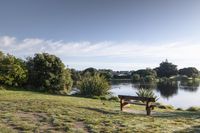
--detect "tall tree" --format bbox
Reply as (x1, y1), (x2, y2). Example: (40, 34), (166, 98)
(27, 53), (72, 94)
(0, 52), (28, 86)
(155, 60), (178, 78)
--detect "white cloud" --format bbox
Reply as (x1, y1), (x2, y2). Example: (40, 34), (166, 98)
(0, 36), (200, 70)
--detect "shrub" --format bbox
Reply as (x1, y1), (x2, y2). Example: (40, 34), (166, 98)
(157, 105), (174, 110)
(26, 53), (72, 94)
(0, 53), (28, 86)
(132, 74), (140, 82)
(108, 96), (119, 102)
(136, 88), (159, 102)
(77, 74), (110, 96)
(144, 75), (156, 82)
(176, 108), (183, 111)
(186, 107), (200, 112)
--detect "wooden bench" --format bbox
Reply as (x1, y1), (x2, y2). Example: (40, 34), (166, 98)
(118, 95), (156, 115)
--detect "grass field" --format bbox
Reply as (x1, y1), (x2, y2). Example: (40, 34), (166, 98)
(0, 88), (200, 133)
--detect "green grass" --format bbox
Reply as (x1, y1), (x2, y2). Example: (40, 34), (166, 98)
(0, 89), (200, 132)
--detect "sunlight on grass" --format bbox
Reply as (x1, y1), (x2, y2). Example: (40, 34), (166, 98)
(0, 89), (199, 132)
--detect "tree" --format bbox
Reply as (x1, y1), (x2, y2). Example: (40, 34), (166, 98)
(0, 53), (28, 86)
(132, 68), (157, 82)
(26, 53), (72, 94)
(133, 68), (157, 77)
(155, 60), (178, 78)
(77, 73), (110, 96)
(70, 68), (81, 86)
(82, 67), (97, 76)
(179, 67), (199, 78)
(99, 69), (113, 80)
(65, 68), (73, 92)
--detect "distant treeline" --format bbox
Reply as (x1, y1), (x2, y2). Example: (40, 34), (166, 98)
(71, 59), (200, 83)
(0, 51), (199, 95)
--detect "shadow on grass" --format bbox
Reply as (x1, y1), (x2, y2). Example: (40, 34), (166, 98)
(0, 84), (70, 97)
(173, 125), (200, 133)
(78, 106), (145, 117)
(79, 107), (119, 115)
(154, 110), (200, 119)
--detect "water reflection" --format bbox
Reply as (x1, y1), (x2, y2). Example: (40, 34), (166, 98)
(179, 80), (200, 92)
(111, 80), (200, 98)
(156, 81), (178, 98)
(110, 80), (200, 108)
(132, 83), (157, 90)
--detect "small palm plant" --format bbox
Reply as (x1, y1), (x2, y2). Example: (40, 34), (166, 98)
(136, 88), (159, 103)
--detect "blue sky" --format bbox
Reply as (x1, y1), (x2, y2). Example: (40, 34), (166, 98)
(0, 0), (200, 70)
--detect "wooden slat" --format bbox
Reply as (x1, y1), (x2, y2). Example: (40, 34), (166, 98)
(118, 95), (155, 102)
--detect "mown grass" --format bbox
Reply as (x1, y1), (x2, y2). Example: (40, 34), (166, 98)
(0, 89), (200, 133)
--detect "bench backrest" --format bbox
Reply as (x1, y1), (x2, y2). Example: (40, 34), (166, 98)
(118, 95), (155, 102)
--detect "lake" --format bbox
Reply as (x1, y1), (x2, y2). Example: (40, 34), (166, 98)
(110, 80), (200, 109)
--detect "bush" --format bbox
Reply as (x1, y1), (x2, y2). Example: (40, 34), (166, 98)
(186, 107), (200, 112)
(26, 53), (72, 94)
(0, 53), (28, 86)
(144, 75), (156, 82)
(77, 74), (110, 96)
(108, 96), (119, 102)
(132, 74), (140, 82)
(158, 105), (174, 110)
(176, 108), (183, 111)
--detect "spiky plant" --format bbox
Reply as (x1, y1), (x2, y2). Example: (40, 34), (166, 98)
(136, 88), (159, 102)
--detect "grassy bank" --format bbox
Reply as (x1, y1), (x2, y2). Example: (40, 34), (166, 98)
(0, 88), (199, 132)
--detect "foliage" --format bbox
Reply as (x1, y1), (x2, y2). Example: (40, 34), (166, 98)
(179, 67), (199, 78)
(70, 69), (81, 86)
(132, 74), (140, 82)
(77, 73), (110, 96)
(82, 67), (98, 76)
(156, 103), (174, 110)
(64, 68), (73, 93)
(144, 75), (156, 82)
(0, 52), (28, 86)
(26, 53), (71, 94)
(132, 68), (157, 83)
(136, 88), (159, 102)
(155, 60), (178, 78)
(133, 68), (157, 78)
(186, 107), (200, 112)
(99, 69), (113, 80)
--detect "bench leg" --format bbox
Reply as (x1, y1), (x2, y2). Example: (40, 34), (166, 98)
(120, 98), (123, 111)
(146, 102), (151, 116)
(146, 107), (151, 115)
(120, 99), (129, 111)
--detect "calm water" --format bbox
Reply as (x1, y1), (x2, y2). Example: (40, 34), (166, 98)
(110, 80), (200, 109)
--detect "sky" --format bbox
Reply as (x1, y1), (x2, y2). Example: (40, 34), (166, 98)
(0, 0), (200, 70)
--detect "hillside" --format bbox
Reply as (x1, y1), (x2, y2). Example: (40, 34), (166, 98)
(0, 88), (199, 133)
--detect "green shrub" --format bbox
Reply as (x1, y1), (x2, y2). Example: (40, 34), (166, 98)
(99, 95), (108, 100)
(144, 75), (156, 82)
(0, 53), (28, 86)
(108, 96), (119, 102)
(26, 53), (72, 94)
(176, 108), (183, 111)
(77, 74), (110, 96)
(158, 105), (174, 110)
(136, 88), (159, 102)
(132, 74), (140, 82)
(186, 107), (200, 112)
